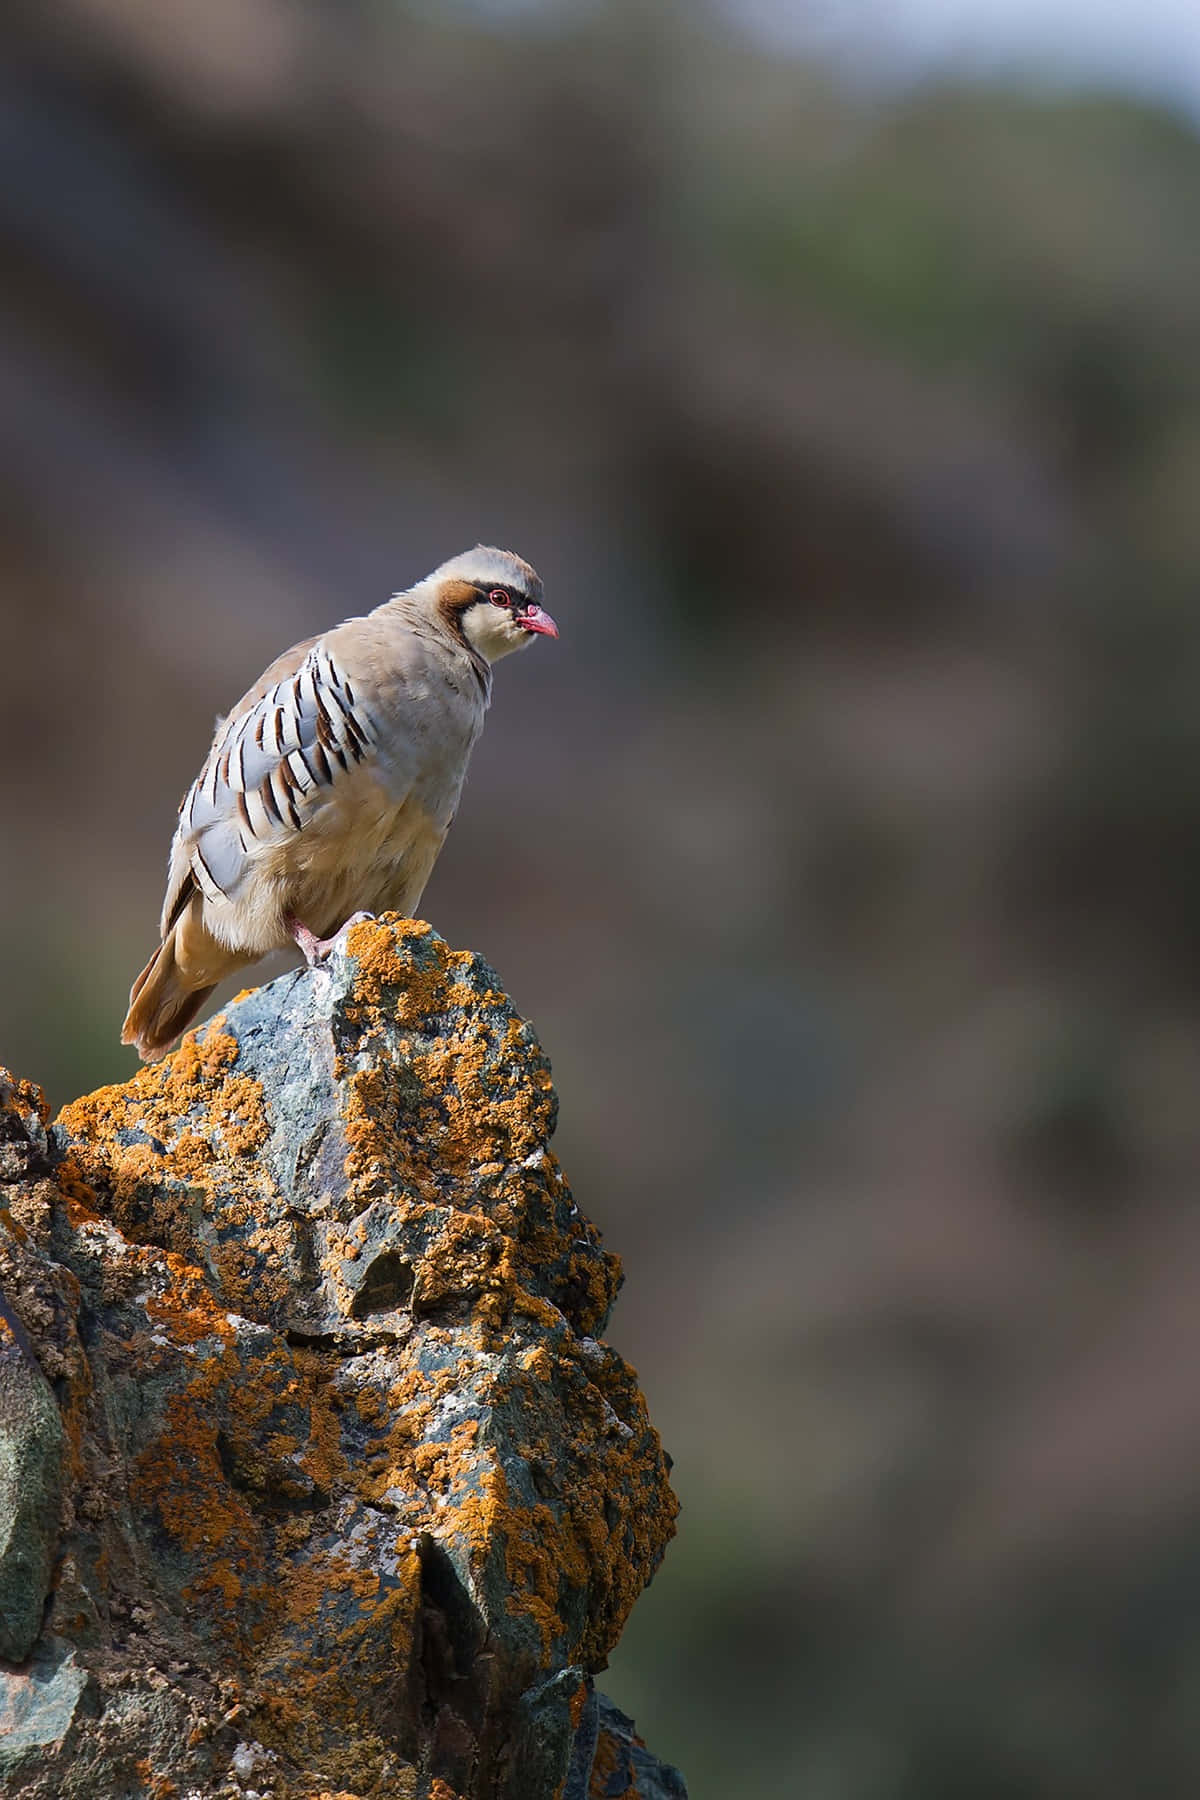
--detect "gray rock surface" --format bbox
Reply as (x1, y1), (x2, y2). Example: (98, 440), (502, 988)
(0, 1303), (64, 1663)
(0, 919), (684, 1799)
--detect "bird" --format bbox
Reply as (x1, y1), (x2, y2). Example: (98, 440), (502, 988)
(121, 545), (558, 1061)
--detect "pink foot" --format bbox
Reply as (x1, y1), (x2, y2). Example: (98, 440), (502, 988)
(286, 912), (376, 967)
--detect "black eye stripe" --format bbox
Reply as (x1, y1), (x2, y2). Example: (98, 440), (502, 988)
(470, 581), (526, 612)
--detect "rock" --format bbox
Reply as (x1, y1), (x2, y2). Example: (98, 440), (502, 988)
(0, 1329), (65, 1664)
(0, 1075), (67, 1665)
(0, 917), (683, 1799)
(587, 1698), (689, 1800)
(0, 1640), (92, 1780)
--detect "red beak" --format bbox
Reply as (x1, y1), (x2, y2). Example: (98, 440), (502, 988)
(519, 604), (559, 638)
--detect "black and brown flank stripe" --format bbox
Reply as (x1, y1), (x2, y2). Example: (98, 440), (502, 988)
(177, 639), (375, 884)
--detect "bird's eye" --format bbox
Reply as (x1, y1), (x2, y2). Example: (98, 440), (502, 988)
(489, 588), (510, 608)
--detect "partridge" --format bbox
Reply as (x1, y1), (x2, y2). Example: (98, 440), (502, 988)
(122, 546), (557, 1061)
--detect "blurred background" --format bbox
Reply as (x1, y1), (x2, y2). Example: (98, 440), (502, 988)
(5, 0), (1200, 1792)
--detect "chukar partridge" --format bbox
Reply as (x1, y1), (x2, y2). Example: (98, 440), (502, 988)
(122, 546), (557, 1060)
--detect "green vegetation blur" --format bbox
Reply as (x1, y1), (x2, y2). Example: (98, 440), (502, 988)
(4, 4), (1200, 1794)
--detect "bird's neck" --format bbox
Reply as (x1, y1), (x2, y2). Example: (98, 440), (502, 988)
(376, 588), (492, 701)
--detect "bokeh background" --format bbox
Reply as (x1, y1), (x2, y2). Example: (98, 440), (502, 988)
(6, 1), (1200, 1792)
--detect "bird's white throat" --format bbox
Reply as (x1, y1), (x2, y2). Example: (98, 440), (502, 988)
(460, 601), (534, 663)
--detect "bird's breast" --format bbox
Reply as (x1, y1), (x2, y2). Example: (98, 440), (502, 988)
(274, 773), (449, 936)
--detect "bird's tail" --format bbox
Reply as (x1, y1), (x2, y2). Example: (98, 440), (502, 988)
(121, 927), (217, 1063)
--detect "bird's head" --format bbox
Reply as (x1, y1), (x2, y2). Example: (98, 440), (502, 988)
(427, 545), (558, 663)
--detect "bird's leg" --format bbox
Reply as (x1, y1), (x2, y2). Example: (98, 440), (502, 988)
(286, 916), (324, 966)
(286, 913), (376, 967)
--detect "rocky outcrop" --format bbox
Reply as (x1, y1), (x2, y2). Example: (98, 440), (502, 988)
(0, 917), (683, 1799)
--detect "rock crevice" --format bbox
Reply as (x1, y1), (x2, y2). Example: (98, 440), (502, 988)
(0, 917), (683, 1800)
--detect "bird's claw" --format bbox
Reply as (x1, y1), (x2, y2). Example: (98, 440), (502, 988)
(287, 912), (377, 967)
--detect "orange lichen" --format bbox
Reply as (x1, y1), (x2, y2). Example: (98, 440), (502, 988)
(0, 1066), (49, 1127)
(145, 1254), (236, 1347)
(51, 1151), (100, 1220)
(327, 919), (620, 1340)
(588, 1725), (628, 1798)
(337, 920), (555, 1201)
(0, 1207), (28, 1246)
(56, 1025), (268, 1216)
(134, 1760), (180, 1800)
(60, 1025), (237, 1140)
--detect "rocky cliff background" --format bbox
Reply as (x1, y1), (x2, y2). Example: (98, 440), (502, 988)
(5, 3), (1200, 1795)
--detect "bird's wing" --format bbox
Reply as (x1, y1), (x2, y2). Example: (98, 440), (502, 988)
(161, 633), (376, 930)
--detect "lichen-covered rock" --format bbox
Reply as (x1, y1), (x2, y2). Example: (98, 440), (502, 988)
(587, 1699), (689, 1800)
(0, 1325), (64, 1664)
(0, 1075), (69, 1666)
(0, 919), (683, 1800)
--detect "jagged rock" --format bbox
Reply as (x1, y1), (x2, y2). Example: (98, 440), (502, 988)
(0, 918), (683, 1799)
(0, 1328), (64, 1665)
(587, 1699), (688, 1799)
(0, 1075), (68, 1668)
